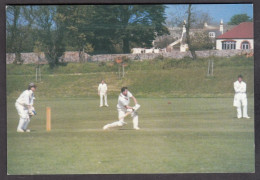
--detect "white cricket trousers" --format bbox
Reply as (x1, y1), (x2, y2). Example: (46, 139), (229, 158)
(233, 93), (249, 118)
(15, 102), (30, 131)
(100, 93), (108, 106)
(104, 109), (139, 129)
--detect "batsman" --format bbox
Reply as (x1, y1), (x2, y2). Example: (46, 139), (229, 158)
(103, 87), (140, 130)
(15, 83), (37, 132)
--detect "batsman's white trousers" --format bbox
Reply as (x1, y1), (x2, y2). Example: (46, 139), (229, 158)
(104, 109), (139, 129)
(233, 93), (248, 118)
(15, 102), (30, 131)
(100, 93), (108, 106)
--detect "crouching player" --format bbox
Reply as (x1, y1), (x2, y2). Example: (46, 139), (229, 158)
(15, 83), (37, 132)
(103, 87), (140, 130)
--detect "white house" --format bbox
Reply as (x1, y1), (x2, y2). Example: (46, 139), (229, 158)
(167, 20), (233, 52)
(131, 48), (165, 54)
(216, 22), (253, 50)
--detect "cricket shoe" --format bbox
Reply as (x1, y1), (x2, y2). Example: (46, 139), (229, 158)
(243, 116), (250, 119)
(25, 129), (31, 132)
(105, 105), (109, 107)
(103, 125), (109, 130)
(134, 127), (140, 130)
(17, 129), (24, 133)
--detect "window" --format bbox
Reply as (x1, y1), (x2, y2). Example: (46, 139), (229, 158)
(241, 41), (250, 49)
(209, 32), (215, 38)
(222, 41), (236, 50)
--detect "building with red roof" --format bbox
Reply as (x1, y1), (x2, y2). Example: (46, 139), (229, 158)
(216, 22), (253, 50)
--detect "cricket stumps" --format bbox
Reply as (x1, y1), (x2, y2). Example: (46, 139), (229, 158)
(46, 107), (51, 131)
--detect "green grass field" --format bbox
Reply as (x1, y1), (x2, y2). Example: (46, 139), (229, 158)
(7, 97), (254, 174)
(6, 56), (254, 174)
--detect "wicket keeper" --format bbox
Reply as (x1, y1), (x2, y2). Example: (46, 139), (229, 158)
(103, 87), (140, 130)
(15, 83), (37, 132)
(233, 75), (250, 119)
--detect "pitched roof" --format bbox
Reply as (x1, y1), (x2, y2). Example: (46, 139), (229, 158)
(217, 22), (253, 39)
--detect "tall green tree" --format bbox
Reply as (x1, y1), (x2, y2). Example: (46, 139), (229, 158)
(228, 14), (252, 25)
(90, 5), (169, 54)
(6, 6), (23, 63)
(33, 6), (67, 68)
(6, 6), (37, 62)
(90, 5), (123, 54)
(115, 5), (169, 53)
(186, 4), (197, 60)
(62, 5), (94, 61)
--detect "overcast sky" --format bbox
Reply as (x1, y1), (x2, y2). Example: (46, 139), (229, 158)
(166, 4), (253, 24)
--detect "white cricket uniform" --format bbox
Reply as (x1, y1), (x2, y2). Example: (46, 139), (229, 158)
(103, 91), (139, 129)
(98, 83), (108, 106)
(233, 80), (249, 118)
(15, 90), (35, 131)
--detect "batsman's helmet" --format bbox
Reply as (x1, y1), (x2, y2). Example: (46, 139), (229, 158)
(28, 82), (37, 90)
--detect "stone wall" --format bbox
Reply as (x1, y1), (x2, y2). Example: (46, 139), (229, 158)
(6, 49), (253, 64)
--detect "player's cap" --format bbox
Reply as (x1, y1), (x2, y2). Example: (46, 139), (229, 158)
(28, 82), (37, 89)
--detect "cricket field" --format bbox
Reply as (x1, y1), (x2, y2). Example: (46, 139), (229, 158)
(7, 97), (254, 174)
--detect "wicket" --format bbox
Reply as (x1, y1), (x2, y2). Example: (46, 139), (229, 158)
(46, 107), (51, 131)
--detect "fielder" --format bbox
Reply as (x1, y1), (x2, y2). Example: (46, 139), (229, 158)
(98, 80), (108, 107)
(103, 87), (140, 130)
(15, 83), (37, 132)
(233, 75), (250, 119)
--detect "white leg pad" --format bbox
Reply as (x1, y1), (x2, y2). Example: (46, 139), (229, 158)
(22, 118), (31, 130)
(132, 112), (139, 129)
(17, 118), (26, 131)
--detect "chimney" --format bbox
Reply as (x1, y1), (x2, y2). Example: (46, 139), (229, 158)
(220, 19), (224, 34)
(182, 20), (186, 34)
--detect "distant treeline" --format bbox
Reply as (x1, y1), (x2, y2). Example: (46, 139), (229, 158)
(6, 5), (169, 67)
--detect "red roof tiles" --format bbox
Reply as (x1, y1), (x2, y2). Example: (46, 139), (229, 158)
(217, 22), (253, 39)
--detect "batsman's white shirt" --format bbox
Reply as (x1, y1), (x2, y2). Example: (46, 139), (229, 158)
(117, 91), (133, 111)
(233, 80), (247, 107)
(98, 83), (107, 94)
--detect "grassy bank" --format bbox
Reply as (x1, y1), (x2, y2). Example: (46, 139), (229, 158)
(6, 56), (254, 98)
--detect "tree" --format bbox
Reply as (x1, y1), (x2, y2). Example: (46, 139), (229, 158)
(192, 12), (213, 28)
(154, 36), (176, 49)
(166, 5), (213, 28)
(91, 5), (169, 54)
(90, 5), (120, 54)
(6, 6), (37, 63)
(62, 6), (94, 61)
(186, 4), (197, 59)
(6, 6), (23, 63)
(33, 6), (67, 68)
(190, 32), (214, 50)
(6, 5), (169, 59)
(165, 5), (188, 28)
(228, 14), (252, 25)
